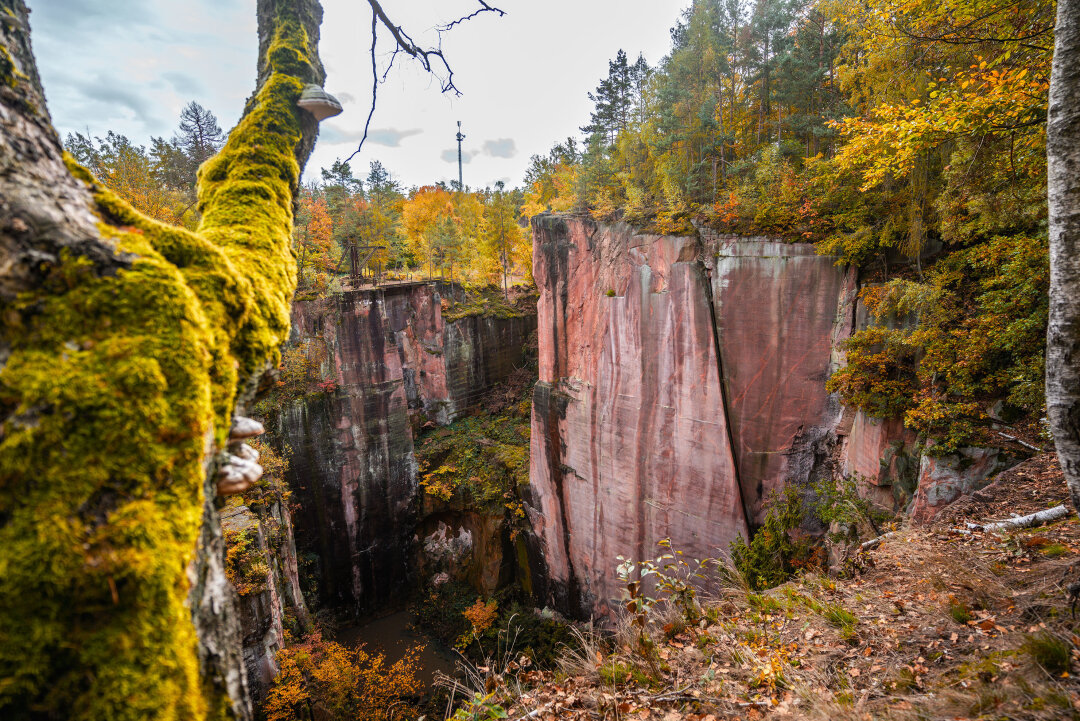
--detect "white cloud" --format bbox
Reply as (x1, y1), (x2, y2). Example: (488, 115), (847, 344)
(30, 0), (682, 189)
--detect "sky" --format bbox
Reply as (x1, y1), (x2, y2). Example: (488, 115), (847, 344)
(28, 0), (683, 190)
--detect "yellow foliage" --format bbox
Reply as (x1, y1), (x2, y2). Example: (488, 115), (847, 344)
(264, 633), (423, 721)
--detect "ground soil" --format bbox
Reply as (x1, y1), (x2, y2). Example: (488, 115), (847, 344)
(465, 453), (1080, 720)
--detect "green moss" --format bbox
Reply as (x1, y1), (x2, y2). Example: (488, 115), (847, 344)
(415, 390), (532, 514)
(948, 596), (974, 624)
(0, 7), (316, 720)
(442, 286), (537, 322)
(1, 44), (20, 89)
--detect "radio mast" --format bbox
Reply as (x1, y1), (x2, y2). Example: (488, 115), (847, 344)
(455, 120), (465, 191)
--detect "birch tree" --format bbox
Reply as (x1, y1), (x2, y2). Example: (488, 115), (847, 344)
(1048, 0), (1080, 510)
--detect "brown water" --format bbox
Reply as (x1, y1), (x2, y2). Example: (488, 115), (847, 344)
(336, 610), (460, 686)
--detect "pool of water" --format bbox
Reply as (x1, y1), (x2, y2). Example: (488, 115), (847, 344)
(336, 610), (460, 686)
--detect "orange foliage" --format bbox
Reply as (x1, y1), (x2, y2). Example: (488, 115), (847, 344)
(294, 193), (334, 284)
(457, 598), (498, 650)
(264, 632), (423, 721)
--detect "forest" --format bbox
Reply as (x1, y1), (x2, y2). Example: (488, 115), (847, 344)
(524, 0), (1053, 455)
(4, 0), (1080, 719)
(66, 106), (533, 299)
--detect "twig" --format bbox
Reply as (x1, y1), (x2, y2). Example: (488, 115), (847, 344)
(861, 531), (895, 550)
(347, 0), (505, 160)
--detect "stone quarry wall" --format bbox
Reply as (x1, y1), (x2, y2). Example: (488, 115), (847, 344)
(224, 498), (309, 707)
(276, 283), (535, 615)
(526, 215), (1021, 616)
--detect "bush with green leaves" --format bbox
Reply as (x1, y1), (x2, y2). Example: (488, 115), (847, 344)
(729, 486), (814, 591)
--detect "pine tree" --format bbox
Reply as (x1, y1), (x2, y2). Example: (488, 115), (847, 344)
(176, 101), (226, 167)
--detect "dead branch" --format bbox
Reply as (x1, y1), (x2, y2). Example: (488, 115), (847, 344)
(345, 0), (505, 163)
(966, 504), (1071, 532)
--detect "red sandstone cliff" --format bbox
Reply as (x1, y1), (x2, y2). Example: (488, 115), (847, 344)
(527, 216), (1031, 617)
(275, 282), (535, 614)
(528, 216), (858, 613)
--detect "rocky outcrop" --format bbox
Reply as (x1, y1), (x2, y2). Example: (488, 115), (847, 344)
(910, 446), (1020, 522)
(527, 217), (854, 613)
(275, 282), (535, 615)
(223, 498), (309, 706)
(837, 411), (921, 509)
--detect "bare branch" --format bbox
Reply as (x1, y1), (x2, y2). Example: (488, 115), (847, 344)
(345, 9), (379, 165)
(439, 1), (506, 32)
(344, 0), (505, 162)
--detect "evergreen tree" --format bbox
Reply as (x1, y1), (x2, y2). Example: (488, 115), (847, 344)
(177, 101), (226, 167)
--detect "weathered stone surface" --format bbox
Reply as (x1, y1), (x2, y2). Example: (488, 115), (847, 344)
(529, 217), (751, 615)
(223, 498), (308, 708)
(528, 217), (865, 616)
(705, 235), (855, 522)
(910, 446), (1019, 522)
(839, 411), (921, 509)
(278, 283), (535, 615)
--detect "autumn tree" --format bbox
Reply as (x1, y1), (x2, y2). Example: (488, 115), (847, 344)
(293, 187), (334, 290)
(263, 633), (422, 721)
(481, 182), (526, 295)
(402, 185), (456, 278)
(65, 130), (195, 225)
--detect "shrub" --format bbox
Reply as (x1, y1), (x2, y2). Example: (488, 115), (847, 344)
(224, 527), (269, 597)
(263, 632), (422, 721)
(730, 486), (814, 591)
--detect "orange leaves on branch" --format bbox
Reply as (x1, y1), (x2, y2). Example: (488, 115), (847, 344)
(458, 598), (499, 650)
(264, 632), (423, 721)
(830, 0), (1051, 192)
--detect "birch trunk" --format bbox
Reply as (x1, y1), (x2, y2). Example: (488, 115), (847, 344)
(1048, 0), (1080, 512)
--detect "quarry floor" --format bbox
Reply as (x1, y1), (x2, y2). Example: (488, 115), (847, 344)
(474, 453), (1080, 720)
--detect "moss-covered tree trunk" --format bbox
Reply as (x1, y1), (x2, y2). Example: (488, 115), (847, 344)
(0, 0), (325, 718)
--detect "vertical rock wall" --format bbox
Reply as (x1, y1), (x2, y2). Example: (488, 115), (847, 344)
(276, 283), (535, 615)
(225, 497), (309, 707)
(528, 216), (855, 613)
(706, 236), (858, 521)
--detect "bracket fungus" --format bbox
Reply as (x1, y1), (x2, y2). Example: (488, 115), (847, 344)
(296, 84), (343, 121)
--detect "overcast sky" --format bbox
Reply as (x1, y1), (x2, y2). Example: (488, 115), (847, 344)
(28, 0), (682, 190)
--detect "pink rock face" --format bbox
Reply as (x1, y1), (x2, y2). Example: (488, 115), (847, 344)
(530, 218), (741, 613)
(910, 447), (1016, 522)
(282, 282), (535, 613)
(529, 217), (855, 615)
(707, 236), (854, 521)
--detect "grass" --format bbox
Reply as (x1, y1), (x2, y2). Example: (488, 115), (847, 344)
(598, 661), (653, 687)
(1022, 632), (1071, 675)
(948, 596), (974, 624)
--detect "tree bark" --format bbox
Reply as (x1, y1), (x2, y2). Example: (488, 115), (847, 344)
(1048, 0), (1080, 512)
(0, 1), (325, 718)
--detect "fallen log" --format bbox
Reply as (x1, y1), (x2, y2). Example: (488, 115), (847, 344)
(966, 504), (1071, 532)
